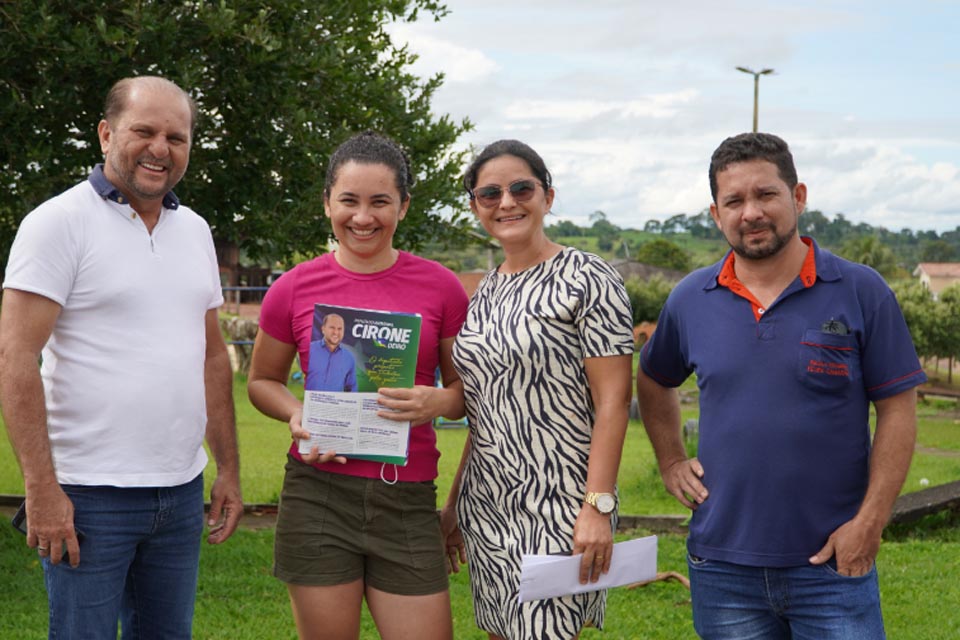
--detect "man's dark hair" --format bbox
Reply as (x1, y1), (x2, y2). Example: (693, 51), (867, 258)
(103, 76), (198, 134)
(709, 132), (797, 202)
(463, 139), (552, 196)
(324, 131), (413, 202)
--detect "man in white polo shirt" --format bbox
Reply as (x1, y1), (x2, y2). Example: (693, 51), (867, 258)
(0, 76), (242, 638)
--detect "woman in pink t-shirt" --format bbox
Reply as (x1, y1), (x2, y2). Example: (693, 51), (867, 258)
(248, 131), (468, 640)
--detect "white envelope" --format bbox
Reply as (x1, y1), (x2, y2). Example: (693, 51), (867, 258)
(518, 535), (658, 603)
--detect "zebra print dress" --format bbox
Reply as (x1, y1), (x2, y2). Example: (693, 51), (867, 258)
(452, 247), (635, 639)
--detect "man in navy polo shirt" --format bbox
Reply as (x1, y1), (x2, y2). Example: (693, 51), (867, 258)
(637, 132), (925, 639)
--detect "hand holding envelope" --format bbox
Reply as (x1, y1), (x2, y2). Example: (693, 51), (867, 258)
(518, 535), (658, 603)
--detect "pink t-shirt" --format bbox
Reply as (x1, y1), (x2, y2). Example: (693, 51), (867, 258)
(258, 251), (468, 481)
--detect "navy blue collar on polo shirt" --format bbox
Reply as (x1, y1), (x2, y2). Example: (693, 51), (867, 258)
(88, 163), (180, 210)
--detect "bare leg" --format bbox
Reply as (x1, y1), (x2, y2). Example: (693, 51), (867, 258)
(365, 585), (453, 640)
(287, 579), (365, 640)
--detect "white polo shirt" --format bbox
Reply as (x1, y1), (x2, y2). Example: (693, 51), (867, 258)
(3, 171), (223, 486)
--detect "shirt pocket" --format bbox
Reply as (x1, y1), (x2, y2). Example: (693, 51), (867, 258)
(797, 329), (860, 393)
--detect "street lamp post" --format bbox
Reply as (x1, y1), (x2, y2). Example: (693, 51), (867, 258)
(736, 66), (774, 132)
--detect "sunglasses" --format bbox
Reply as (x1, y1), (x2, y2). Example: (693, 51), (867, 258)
(471, 179), (539, 208)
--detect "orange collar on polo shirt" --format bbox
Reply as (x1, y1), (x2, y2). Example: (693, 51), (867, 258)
(718, 237), (817, 322)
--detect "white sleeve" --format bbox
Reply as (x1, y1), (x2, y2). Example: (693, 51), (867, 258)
(191, 209), (224, 310)
(3, 200), (81, 306)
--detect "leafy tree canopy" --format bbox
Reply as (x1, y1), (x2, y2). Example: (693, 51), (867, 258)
(0, 0), (472, 273)
(589, 210), (620, 236)
(892, 281), (936, 360)
(624, 274), (673, 325)
(547, 219), (583, 238)
(919, 239), (957, 263)
(634, 238), (691, 272)
(839, 235), (900, 279)
(643, 219), (662, 234)
(686, 209), (721, 240)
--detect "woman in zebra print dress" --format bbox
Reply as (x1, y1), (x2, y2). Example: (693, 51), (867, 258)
(443, 140), (635, 639)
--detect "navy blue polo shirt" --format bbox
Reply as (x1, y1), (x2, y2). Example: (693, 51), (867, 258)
(641, 238), (926, 567)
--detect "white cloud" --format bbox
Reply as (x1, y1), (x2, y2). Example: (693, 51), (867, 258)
(500, 91), (698, 123)
(801, 141), (960, 231)
(387, 23), (498, 83)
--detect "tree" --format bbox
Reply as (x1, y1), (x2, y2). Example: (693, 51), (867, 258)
(687, 209), (721, 239)
(643, 219), (662, 234)
(919, 240), (956, 262)
(547, 219), (583, 238)
(799, 209), (830, 238)
(934, 284), (960, 384)
(821, 212), (853, 245)
(839, 236), (898, 279)
(624, 275), (674, 324)
(892, 281), (936, 363)
(896, 280), (960, 384)
(0, 0), (472, 275)
(588, 210), (619, 253)
(940, 226), (960, 248)
(596, 235), (615, 252)
(661, 213), (687, 235)
(588, 210), (619, 235)
(634, 239), (691, 272)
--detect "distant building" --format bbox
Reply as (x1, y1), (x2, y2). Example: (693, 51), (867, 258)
(913, 262), (960, 298)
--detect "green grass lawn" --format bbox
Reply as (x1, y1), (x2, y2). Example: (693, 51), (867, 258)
(2, 374), (959, 638)
(4, 518), (960, 639)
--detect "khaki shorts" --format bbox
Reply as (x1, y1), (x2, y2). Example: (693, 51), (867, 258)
(273, 455), (448, 595)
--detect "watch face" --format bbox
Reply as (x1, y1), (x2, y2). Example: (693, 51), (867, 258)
(597, 494), (616, 513)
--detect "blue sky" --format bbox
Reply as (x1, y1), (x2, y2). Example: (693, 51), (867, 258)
(389, 0), (960, 232)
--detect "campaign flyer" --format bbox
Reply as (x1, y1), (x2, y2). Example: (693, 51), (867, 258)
(299, 304), (421, 465)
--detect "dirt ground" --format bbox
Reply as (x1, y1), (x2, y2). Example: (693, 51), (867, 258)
(223, 301), (261, 321)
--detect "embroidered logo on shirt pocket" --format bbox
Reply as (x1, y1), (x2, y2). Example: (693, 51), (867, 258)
(798, 328), (860, 393)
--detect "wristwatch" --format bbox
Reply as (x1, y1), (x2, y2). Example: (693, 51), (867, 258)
(584, 491), (617, 515)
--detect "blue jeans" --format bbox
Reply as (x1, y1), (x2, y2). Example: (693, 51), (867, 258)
(44, 474), (205, 639)
(688, 554), (885, 639)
